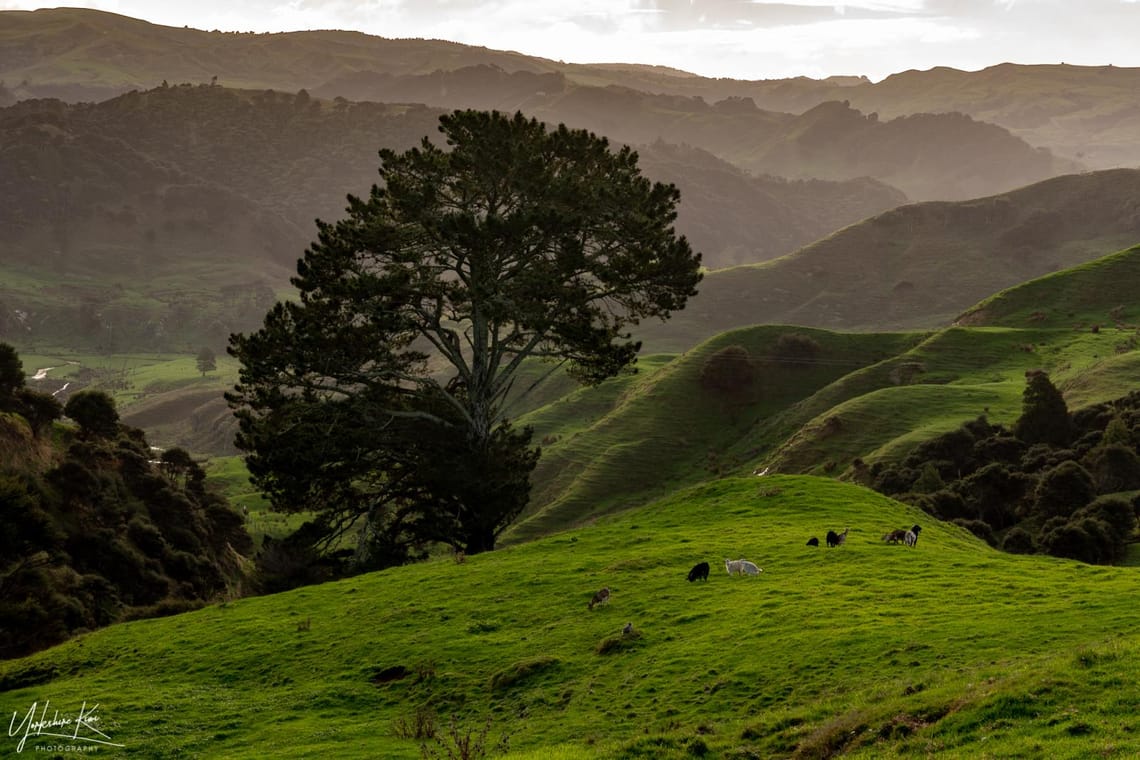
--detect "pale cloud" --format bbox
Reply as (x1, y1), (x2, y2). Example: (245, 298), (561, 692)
(2, 0), (1140, 80)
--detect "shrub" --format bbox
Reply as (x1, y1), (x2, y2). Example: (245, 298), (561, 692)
(1082, 443), (1140, 494)
(699, 345), (755, 395)
(1001, 526), (1036, 554)
(772, 332), (821, 364)
(1034, 461), (1095, 519)
(64, 390), (120, 439)
(953, 519), (997, 547)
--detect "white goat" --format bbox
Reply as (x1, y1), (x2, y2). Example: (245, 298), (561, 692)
(725, 558), (762, 576)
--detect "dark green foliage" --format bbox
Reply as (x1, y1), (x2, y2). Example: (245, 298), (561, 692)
(229, 109), (701, 569)
(0, 344), (252, 658)
(956, 463), (1029, 529)
(63, 389), (120, 438)
(1077, 497), (1136, 555)
(1082, 443), (1140, 494)
(952, 519), (998, 547)
(973, 434), (1026, 467)
(912, 462), (944, 494)
(0, 343), (24, 396)
(196, 346), (217, 376)
(1001, 526), (1036, 554)
(772, 333), (822, 364)
(915, 489), (969, 521)
(1035, 461), (1095, 519)
(1039, 517), (1115, 564)
(1014, 371), (1073, 447)
(873, 385), (1140, 565)
(903, 423), (981, 478)
(12, 388), (62, 434)
(699, 345), (756, 395)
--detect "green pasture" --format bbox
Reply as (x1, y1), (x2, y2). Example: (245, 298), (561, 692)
(515, 310), (1140, 542)
(3, 476), (1140, 758)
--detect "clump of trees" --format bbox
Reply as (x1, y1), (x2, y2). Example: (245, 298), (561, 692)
(699, 345), (755, 396)
(863, 371), (1140, 564)
(228, 109), (702, 588)
(0, 343), (252, 658)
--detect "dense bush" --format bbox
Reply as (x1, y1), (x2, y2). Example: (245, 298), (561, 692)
(868, 379), (1140, 565)
(699, 345), (756, 396)
(0, 342), (252, 658)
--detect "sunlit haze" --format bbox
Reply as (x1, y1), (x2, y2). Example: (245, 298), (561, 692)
(4, 1), (1140, 81)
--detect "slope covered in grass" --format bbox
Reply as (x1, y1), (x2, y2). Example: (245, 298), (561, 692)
(510, 328), (922, 542)
(520, 243), (1140, 538)
(3, 476), (1140, 759)
(639, 170), (1140, 351)
(957, 243), (1140, 330)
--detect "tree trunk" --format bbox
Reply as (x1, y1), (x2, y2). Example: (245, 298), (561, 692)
(463, 525), (496, 555)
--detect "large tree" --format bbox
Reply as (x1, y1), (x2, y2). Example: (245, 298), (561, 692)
(228, 109), (702, 561)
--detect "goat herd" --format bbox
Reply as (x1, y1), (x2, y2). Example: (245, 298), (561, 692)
(587, 523), (924, 610)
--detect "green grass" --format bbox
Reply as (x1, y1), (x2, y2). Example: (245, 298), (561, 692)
(517, 311), (1140, 540)
(509, 328), (919, 542)
(4, 476), (1140, 758)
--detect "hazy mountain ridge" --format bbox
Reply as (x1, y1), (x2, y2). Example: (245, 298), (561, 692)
(639, 168), (1140, 352)
(0, 83), (906, 350)
(0, 8), (1084, 203)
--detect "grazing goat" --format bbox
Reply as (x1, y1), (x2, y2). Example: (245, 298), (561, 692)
(688, 561), (710, 582)
(725, 558), (761, 576)
(905, 525), (922, 547)
(738, 559), (762, 575)
(806, 536), (819, 547)
(826, 528), (849, 547)
(884, 524), (921, 545)
(588, 587), (610, 610)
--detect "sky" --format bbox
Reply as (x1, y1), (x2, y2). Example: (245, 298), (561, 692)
(4, 1), (1140, 82)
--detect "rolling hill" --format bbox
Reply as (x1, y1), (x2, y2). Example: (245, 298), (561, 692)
(512, 244), (1140, 540)
(639, 168), (1140, 352)
(0, 83), (904, 354)
(3, 476), (1140, 758)
(0, 8), (1080, 202)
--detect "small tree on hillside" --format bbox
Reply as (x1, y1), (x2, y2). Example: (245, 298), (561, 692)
(699, 345), (755, 396)
(63, 390), (120, 439)
(772, 332), (821, 365)
(0, 343), (24, 398)
(1014, 370), (1073, 446)
(196, 347), (217, 377)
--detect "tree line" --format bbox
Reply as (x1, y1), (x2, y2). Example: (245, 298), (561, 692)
(862, 370), (1140, 564)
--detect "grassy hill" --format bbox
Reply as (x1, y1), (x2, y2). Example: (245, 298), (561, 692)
(3, 476), (1140, 758)
(957, 243), (1140, 331)
(639, 172), (1140, 351)
(514, 245), (1140, 539)
(510, 329), (923, 543)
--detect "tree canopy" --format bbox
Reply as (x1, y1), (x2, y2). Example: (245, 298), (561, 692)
(228, 109), (702, 568)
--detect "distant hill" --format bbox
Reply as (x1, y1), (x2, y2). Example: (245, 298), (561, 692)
(0, 8), (1079, 202)
(640, 168), (1140, 351)
(0, 84), (903, 351)
(957, 243), (1140, 330)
